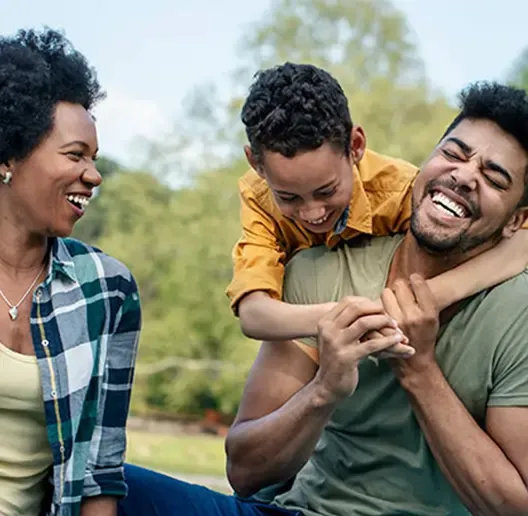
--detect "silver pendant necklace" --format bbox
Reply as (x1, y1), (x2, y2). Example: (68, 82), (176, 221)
(0, 262), (46, 321)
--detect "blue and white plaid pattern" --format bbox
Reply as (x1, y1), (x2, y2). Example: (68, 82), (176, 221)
(32, 238), (141, 516)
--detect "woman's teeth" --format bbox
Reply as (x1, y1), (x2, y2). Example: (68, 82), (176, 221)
(66, 194), (90, 210)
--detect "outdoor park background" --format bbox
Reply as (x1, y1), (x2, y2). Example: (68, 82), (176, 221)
(3, 0), (528, 491)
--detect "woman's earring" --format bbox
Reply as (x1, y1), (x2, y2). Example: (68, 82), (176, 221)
(2, 171), (12, 185)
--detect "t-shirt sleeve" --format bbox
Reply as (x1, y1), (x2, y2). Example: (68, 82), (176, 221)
(488, 301), (528, 407)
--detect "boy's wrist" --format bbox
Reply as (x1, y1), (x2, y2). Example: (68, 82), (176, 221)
(299, 302), (337, 337)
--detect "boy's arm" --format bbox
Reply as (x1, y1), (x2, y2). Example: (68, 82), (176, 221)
(228, 180), (335, 340)
(427, 230), (528, 310)
(239, 292), (336, 340)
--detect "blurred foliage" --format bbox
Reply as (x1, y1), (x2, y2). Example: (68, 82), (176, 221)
(74, 0), (520, 420)
(509, 46), (528, 91)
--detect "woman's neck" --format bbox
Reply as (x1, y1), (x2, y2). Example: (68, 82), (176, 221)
(0, 219), (48, 276)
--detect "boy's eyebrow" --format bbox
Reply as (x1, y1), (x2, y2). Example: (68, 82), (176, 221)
(275, 180), (337, 196)
(313, 180), (337, 193)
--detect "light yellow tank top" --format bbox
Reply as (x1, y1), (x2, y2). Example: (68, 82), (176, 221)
(0, 342), (53, 516)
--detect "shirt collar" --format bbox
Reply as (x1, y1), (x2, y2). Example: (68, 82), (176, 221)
(338, 164), (373, 235)
(47, 238), (78, 284)
(333, 206), (349, 234)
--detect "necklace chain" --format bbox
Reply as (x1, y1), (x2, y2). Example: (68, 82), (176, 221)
(0, 262), (46, 321)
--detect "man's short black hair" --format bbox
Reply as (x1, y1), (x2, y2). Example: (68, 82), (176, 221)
(442, 82), (528, 206)
(241, 62), (352, 165)
(0, 27), (105, 164)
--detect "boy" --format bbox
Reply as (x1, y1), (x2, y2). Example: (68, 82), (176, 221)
(227, 63), (528, 343)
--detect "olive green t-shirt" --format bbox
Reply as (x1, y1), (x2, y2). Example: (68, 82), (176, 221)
(271, 235), (528, 516)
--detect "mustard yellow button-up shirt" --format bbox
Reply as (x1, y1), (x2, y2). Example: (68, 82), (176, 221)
(227, 149), (418, 312)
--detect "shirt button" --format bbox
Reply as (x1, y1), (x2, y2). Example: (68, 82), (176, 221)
(59, 446), (65, 453)
(35, 289), (42, 299)
(41, 339), (49, 347)
(51, 390), (57, 398)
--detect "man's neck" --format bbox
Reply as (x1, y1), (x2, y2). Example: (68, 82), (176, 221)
(387, 231), (499, 288)
(387, 234), (460, 286)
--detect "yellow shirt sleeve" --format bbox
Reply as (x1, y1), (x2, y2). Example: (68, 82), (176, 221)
(226, 177), (287, 314)
(227, 150), (418, 315)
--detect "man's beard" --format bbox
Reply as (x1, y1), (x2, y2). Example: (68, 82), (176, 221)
(410, 178), (507, 256)
(410, 210), (504, 255)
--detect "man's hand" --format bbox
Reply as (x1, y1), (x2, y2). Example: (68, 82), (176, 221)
(381, 274), (439, 380)
(313, 296), (410, 403)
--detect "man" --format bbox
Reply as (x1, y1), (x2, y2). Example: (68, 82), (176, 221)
(119, 82), (528, 515)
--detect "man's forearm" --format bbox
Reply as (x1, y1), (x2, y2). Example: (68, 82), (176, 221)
(400, 363), (528, 515)
(226, 378), (336, 497)
(80, 496), (117, 516)
(239, 292), (333, 340)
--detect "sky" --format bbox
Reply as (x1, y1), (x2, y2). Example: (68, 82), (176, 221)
(0, 0), (526, 169)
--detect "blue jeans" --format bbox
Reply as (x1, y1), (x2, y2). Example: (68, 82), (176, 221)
(117, 464), (301, 516)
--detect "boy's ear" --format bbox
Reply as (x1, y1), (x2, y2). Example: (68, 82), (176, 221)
(350, 125), (366, 163)
(244, 145), (264, 178)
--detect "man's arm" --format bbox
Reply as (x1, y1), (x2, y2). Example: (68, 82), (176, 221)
(226, 297), (405, 497)
(401, 366), (528, 515)
(384, 275), (528, 515)
(225, 338), (325, 497)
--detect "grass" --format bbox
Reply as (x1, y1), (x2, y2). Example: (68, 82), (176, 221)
(126, 429), (227, 477)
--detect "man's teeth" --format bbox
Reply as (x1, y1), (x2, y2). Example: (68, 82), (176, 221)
(66, 194), (90, 209)
(431, 192), (467, 218)
(307, 213), (330, 225)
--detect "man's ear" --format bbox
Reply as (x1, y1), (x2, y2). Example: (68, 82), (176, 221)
(502, 207), (528, 239)
(350, 125), (367, 163)
(244, 145), (264, 178)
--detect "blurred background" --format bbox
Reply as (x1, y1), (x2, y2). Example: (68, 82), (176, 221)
(2, 0), (527, 492)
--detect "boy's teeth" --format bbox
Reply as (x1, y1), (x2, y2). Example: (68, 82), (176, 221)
(308, 214), (329, 225)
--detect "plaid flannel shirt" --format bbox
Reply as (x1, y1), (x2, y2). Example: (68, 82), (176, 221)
(32, 237), (141, 516)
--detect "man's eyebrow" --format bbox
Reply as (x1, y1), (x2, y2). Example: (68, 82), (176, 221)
(485, 160), (513, 185)
(444, 137), (473, 155)
(445, 137), (513, 185)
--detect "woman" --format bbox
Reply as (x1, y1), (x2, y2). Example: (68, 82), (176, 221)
(0, 28), (141, 516)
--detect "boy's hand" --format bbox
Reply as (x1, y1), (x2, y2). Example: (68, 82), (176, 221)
(314, 297), (408, 403)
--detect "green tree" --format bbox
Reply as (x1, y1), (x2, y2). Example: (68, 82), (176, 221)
(231, 0), (457, 166)
(509, 47), (528, 90)
(87, 0), (464, 420)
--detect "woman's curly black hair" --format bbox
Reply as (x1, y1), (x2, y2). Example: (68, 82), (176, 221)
(241, 62), (352, 165)
(0, 27), (105, 164)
